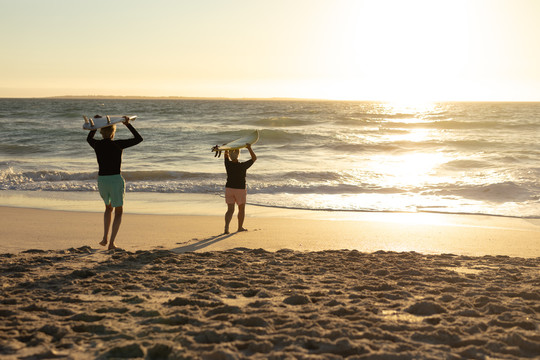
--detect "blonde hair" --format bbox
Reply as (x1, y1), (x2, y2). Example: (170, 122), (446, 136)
(229, 149), (240, 161)
(100, 125), (116, 139)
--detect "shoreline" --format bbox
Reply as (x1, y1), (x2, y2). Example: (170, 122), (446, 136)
(2, 189), (539, 220)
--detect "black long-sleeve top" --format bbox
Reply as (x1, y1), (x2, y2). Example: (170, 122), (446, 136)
(87, 124), (143, 176)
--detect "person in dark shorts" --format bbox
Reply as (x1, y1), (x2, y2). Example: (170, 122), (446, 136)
(87, 116), (143, 249)
(224, 143), (257, 234)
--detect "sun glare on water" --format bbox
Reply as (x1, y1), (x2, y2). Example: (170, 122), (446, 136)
(374, 152), (448, 187)
(367, 101), (448, 187)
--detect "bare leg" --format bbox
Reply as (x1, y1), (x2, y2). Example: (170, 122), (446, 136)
(100, 204), (113, 246)
(108, 206), (123, 250)
(237, 203), (247, 232)
(224, 203), (235, 234)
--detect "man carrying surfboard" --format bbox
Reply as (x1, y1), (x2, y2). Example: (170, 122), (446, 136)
(87, 116), (143, 250)
(224, 143), (257, 234)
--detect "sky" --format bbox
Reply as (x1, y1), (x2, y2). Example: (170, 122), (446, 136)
(1, 0), (540, 101)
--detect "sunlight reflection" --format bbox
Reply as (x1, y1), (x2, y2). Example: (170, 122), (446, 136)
(375, 212), (453, 226)
(381, 128), (433, 142)
(370, 152), (448, 187)
(381, 101), (440, 120)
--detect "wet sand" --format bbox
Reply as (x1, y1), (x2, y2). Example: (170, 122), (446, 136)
(1, 206), (539, 257)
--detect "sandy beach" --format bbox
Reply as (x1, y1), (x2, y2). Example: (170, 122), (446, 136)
(1, 203), (539, 257)
(3, 0), (540, 357)
(1, 205), (539, 359)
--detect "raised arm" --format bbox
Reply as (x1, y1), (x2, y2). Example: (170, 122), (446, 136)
(123, 116), (143, 142)
(246, 144), (257, 162)
(125, 123), (143, 143)
(114, 117), (143, 149)
(87, 130), (97, 148)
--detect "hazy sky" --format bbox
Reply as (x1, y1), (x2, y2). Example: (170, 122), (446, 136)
(2, 0), (540, 101)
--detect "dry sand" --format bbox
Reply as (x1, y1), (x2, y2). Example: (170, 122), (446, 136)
(1, 206), (539, 359)
(1, 247), (539, 359)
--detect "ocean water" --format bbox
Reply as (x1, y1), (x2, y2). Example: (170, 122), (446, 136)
(0, 98), (538, 218)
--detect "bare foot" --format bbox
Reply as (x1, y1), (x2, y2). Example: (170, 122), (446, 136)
(99, 239), (107, 247)
(224, 228), (230, 235)
(237, 228), (248, 232)
(108, 244), (117, 250)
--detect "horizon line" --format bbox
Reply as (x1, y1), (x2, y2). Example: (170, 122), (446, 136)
(1, 95), (539, 103)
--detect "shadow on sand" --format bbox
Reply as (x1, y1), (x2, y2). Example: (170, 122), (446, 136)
(172, 232), (237, 253)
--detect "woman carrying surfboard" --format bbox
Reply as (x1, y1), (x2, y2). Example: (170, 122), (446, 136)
(87, 116), (143, 250)
(223, 143), (257, 234)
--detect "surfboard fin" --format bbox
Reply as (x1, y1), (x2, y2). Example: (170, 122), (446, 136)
(211, 145), (222, 158)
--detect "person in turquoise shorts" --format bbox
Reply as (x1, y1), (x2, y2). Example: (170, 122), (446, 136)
(87, 116), (143, 249)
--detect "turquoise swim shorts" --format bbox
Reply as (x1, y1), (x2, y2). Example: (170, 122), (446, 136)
(97, 174), (125, 208)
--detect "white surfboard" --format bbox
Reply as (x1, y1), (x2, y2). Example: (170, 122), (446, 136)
(213, 130), (259, 151)
(82, 115), (137, 130)
(212, 130), (259, 157)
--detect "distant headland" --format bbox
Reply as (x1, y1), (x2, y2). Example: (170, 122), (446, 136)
(46, 95), (321, 101)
